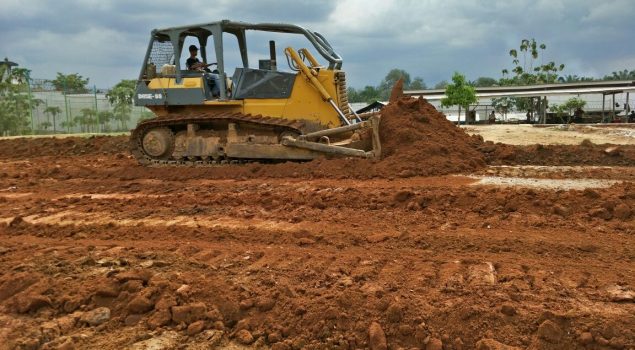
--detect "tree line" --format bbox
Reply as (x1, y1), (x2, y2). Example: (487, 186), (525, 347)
(348, 38), (632, 123)
(348, 38), (634, 104)
(0, 68), (152, 136)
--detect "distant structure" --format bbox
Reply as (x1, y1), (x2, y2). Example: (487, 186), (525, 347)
(0, 57), (18, 80)
(406, 81), (635, 124)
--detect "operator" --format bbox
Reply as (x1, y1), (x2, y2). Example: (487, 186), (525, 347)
(186, 45), (220, 97)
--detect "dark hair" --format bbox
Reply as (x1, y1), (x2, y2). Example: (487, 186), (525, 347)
(189, 45), (198, 52)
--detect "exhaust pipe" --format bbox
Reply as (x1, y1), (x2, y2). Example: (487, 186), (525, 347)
(269, 40), (277, 71)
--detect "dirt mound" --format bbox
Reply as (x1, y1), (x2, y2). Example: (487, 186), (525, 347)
(0, 135), (127, 158)
(482, 142), (635, 167)
(375, 96), (486, 177)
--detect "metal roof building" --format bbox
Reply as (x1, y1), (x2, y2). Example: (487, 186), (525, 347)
(405, 80), (635, 123)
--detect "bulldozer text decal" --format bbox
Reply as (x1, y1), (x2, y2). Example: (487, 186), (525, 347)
(137, 93), (163, 100)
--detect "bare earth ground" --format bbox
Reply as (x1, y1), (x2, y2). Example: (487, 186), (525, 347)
(0, 110), (634, 349)
(463, 124), (635, 146)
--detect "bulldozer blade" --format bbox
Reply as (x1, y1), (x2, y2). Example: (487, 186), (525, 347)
(283, 115), (381, 159)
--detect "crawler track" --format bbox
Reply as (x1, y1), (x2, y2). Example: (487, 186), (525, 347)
(130, 112), (308, 166)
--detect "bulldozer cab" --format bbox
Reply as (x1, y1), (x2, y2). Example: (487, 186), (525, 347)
(135, 20), (344, 106)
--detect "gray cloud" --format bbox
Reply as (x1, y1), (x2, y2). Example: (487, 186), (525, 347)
(1, 0), (633, 88)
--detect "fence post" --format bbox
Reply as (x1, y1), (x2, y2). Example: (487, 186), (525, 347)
(26, 72), (34, 135)
(93, 85), (99, 132)
(63, 80), (70, 133)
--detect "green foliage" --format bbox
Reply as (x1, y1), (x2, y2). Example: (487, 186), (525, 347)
(97, 110), (113, 130)
(441, 72), (477, 121)
(74, 108), (97, 133)
(60, 120), (75, 132)
(0, 65), (38, 135)
(434, 80), (449, 89)
(107, 79), (136, 130)
(501, 38), (565, 85)
(558, 75), (595, 83)
(39, 121), (53, 130)
(378, 69), (411, 99)
(44, 106), (62, 132)
(491, 97), (514, 115)
(470, 77), (498, 87)
(348, 85), (381, 103)
(549, 97), (587, 123)
(50, 73), (89, 94)
(348, 68), (426, 102)
(602, 69), (635, 81)
(409, 77), (427, 90)
(496, 38), (567, 113)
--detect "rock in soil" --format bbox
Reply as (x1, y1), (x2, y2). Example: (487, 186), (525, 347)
(80, 307), (110, 326)
(235, 329), (254, 345)
(475, 338), (522, 350)
(426, 338), (443, 350)
(536, 320), (563, 343)
(368, 322), (387, 350)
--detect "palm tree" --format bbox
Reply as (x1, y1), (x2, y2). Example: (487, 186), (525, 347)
(78, 108), (97, 133)
(10, 67), (30, 87)
(39, 121), (52, 131)
(97, 111), (113, 132)
(44, 106), (62, 133)
(604, 69), (635, 81)
(60, 120), (75, 133)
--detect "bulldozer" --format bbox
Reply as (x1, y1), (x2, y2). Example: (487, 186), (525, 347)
(132, 20), (381, 165)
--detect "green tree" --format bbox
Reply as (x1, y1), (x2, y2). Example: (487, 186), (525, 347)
(39, 121), (53, 131)
(557, 74), (594, 83)
(602, 69), (635, 81)
(78, 108), (97, 133)
(502, 39), (565, 85)
(378, 69), (411, 100)
(0, 65), (39, 135)
(471, 77), (498, 87)
(347, 87), (361, 103)
(50, 73), (89, 94)
(409, 77), (427, 90)
(549, 98), (586, 124)
(348, 85), (381, 103)
(498, 39), (566, 116)
(60, 120), (76, 132)
(44, 106), (62, 133)
(564, 97), (586, 123)
(97, 110), (113, 132)
(434, 80), (448, 89)
(10, 68), (31, 85)
(441, 72), (477, 124)
(107, 79), (136, 130)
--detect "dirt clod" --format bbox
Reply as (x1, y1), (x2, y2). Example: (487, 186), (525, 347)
(536, 320), (563, 343)
(235, 329), (254, 345)
(80, 307), (111, 326)
(475, 338), (522, 350)
(368, 322), (387, 350)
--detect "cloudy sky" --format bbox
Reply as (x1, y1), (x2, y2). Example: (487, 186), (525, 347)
(2, 0), (634, 89)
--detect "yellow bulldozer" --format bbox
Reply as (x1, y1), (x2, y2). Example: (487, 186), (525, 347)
(132, 20), (381, 165)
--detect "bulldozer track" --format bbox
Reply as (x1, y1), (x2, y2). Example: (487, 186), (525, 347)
(130, 112), (307, 166)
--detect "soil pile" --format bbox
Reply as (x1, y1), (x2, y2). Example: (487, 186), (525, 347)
(375, 96), (486, 176)
(481, 142), (635, 167)
(0, 135), (127, 158)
